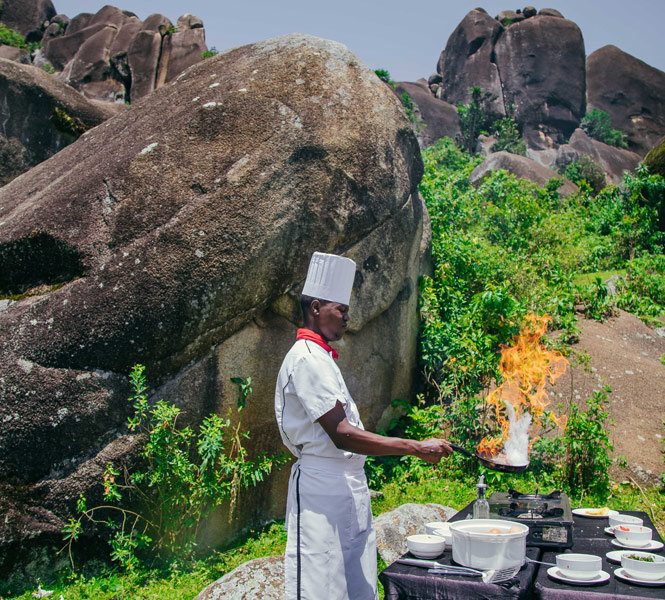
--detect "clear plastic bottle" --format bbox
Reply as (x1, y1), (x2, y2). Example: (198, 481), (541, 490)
(473, 474), (490, 519)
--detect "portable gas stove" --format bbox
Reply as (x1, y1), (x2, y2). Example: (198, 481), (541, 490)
(488, 489), (574, 549)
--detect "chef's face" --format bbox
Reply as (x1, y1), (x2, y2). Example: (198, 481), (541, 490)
(316, 300), (349, 342)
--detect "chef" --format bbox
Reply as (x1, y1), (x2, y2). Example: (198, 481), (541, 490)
(275, 251), (452, 600)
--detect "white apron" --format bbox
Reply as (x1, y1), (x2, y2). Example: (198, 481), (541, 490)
(284, 454), (377, 600)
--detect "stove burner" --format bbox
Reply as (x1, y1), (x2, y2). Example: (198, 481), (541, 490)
(497, 499), (565, 519)
(508, 489), (561, 500)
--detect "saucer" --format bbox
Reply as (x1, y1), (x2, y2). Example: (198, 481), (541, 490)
(606, 550), (629, 563)
(547, 566), (610, 585)
(572, 508), (610, 519)
(614, 567), (665, 586)
(604, 526), (616, 535)
(612, 538), (664, 551)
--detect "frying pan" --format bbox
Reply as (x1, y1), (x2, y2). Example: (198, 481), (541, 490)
(449, 443), (529, 473)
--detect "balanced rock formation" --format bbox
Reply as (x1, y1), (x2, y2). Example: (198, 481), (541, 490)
(0, 34), (427, 574)
(38, 5), (208, 103)
(0, 0), (56, 42)
(0, 57), (122, 186)
(587, 45), (665, 156)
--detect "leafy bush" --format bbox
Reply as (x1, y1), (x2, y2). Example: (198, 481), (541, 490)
(62, 365), (287, 569)
(201, 46), (218, 60)
(616, 254), (665, 323)
(456, 86), (494, 154)
(560, 155), (606, 195)
(491, 107), (526, 156)
(374, 68), (392, 83)
(399, 91), (425, 130)
(0, 23), (25, 48)
(581, 108), (628, 148)
(577, 277), (615, 321)
(559, 386), (614, 501)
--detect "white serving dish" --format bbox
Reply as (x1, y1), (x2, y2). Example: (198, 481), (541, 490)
(449, 519), (528, 571)
(614, 525), (653, 548)
(406, 534), (446, 558)
(621, 551), (665, 581)
(555, 553), (602, 580)
(608, 511), (643, 530)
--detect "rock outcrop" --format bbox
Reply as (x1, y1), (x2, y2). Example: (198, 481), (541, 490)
(0, 57), (122, 186)
(470, 151), (578, 196)
(394, 81), (460, 149)
(0, 34), (428, 574)
(194, 556), (284, 600)
(38, 5), (208, 102)
(0, 0), (56, 42)
(587, 45), (665, 156)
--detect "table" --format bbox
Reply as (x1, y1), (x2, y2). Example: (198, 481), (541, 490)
(379, 506), (665, 600)
(535, 510), (664, 600)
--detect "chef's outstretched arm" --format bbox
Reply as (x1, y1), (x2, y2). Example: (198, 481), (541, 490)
(317, 400), (452, 464)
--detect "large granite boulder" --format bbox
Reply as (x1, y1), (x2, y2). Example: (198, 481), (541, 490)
(194, 555), (283, 600)
(437, 8), (505, 119)
(0, 57), (122, 186)
(0, 0), (55, 41)
(394, 81), (460, 149)
(556, 128), (641, 185)
(587, 45), (665, 156)
(41, 5), (209, 103)
(470, 151), (578, 197)
(0, 34), (428, 575)
(494, 15), (586, 149)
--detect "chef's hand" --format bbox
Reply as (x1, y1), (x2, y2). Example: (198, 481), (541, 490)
(414, 438), (453, 463)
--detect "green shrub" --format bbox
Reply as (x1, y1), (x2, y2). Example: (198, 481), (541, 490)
(374, 68), (392, 83)
(456, 86), (494, 154)
(0, 23), (25, 48)
(491, 107), (526, 156)
(560, 155), (606, 195)
(581, 108), (628, 148)
(201, 46), (218, 60)
(62, 365), (287, 569)
(559, 386), (614, 501)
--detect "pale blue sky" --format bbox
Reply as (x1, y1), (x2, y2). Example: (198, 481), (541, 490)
(53, 1), (664, 81)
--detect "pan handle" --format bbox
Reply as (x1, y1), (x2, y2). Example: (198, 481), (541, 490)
(449, 443), (475, 459)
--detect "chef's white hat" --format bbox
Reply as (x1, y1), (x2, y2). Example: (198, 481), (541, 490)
(302, 252), (356, 306)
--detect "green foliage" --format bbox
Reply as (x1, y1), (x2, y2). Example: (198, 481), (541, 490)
(581, 108), (628, 148)
(616, 254), (665, 323)
(62, 365), (287, 570)
(0, 23), (25, 48)
(491, 107), (526, 156)
(374, 68), (392, 83)
(399, 91), (425, 130)
(201, 46), (218, 60)
(456, 86), (494, 154)
(578, 277), (615, 321)
(50, 107), (90, 138)
(559, 386), (614, 501)
(560, 154), (607, 195)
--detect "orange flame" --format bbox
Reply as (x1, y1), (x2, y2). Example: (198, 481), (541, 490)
(477, 314), (568, 460)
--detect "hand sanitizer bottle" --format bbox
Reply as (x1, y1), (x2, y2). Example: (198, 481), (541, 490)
(473, 474), (489, 519)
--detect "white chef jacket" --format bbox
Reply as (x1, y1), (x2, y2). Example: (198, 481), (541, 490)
(275, 337), (377, 600)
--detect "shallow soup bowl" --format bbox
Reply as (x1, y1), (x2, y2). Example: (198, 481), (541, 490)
(608, 511), (643, 531)
(621, 552), (665, 581)
(556, 554), (602, 580)
(614, 525), (653, 548)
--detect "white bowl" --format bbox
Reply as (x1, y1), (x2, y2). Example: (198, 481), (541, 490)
(608, 511), (643, 530)
(424, 522), (452, 546)
(621, 551), (665, 581)
(407, 534), (446, 558)
(614, 525), (653, 548)
(556, 553), (602, 580)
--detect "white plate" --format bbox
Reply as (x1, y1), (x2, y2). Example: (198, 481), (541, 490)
(612, 538), (665, 551)
(604, 526), (616, 535)
(606, 550), (630, 563)
(572, 508), (610, 518)
(546, 566), (610, 585)
(615, 567), (665, 586)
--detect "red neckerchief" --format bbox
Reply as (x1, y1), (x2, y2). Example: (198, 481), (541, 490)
(296, 328), (339, 359)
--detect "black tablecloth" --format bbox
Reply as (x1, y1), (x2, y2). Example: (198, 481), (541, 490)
(379, 507), (665, 600)
(535, 510), (665, 600)
(379, 503), (541, 600)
